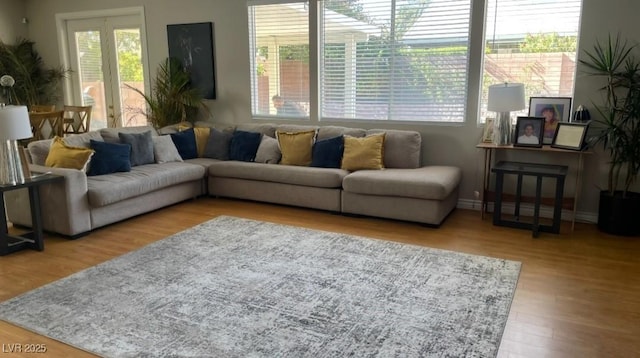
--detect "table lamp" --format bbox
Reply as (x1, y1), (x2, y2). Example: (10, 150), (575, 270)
(0, 105), (33, 184)
(488, 83), (525, 145)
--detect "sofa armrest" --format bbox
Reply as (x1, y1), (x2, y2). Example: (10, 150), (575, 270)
(5, 164), (92, 237)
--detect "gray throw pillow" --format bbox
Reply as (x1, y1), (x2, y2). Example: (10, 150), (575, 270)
(152, 135), (183, 163)
(203, 128), (233, 160)
(255, 135), (281, 164)
(118, 130), (154, 166)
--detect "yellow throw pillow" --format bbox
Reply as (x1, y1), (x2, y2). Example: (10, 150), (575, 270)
(277, 130), (316, 166)
(45, 136), (95, 171)
(193, 127), (211, 157)
(341, 133), (385, 171)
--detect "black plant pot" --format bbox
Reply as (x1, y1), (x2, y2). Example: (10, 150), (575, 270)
(597, 190), (640, 236)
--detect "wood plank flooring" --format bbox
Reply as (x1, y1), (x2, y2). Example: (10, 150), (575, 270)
(1, 197), (638, 357)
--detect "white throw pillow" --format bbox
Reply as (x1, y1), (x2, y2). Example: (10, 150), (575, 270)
(255, 135), (281, 164)
(152, 135), (183, 163)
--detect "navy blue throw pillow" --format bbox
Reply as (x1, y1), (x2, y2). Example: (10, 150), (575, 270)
(170, 128), (198, 160)
(87, 140), (132, 176)
(311, 135), (344, 168)
(229, 130), (262, 162)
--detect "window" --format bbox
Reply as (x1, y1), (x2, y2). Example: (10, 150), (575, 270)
(481, 0), (583, 121)
(248, 1), (309, 118)
(320, 0), (472, 122)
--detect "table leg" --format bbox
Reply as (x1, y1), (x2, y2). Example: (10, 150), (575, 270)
(553, 176), (566, 234)
(532, 176), (543, 238)
(481, 148), (492, 219)
(572, 153), (584, 231)
(28, 186), (44, 251)
(514, 174), (523, 221)
(493, 171), (504, 225)
(0, 193), (9, 255)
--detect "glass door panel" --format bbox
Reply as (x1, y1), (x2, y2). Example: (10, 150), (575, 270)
(115, 28), (146, 127)
(73, 30), (108, 129)
(66, 15), (147, 128)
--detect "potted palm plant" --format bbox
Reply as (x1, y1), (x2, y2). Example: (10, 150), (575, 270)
(127, 57), (208, 129)
(580, 34), (640, 236)
(0, 39), (68, 105)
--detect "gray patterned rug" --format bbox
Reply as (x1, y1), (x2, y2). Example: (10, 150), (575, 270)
(0, 216), (520, 357)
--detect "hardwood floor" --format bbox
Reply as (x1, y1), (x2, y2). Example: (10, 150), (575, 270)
(1, 197), (638, 357)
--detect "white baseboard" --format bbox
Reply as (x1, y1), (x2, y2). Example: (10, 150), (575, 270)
(457, 199), (598, 224)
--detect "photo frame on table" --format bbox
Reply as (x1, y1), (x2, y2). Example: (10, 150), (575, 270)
(167, 22), (217, 99)
(482, 118), (495, 143)
(19, 146), (31, 179)
(551, 122), (589, 151)
(514, 116), (544, 148)
(528, 97), (572, 144)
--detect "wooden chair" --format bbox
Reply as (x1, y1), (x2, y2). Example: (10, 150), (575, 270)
(29, 104), (56, 113)
(29, 110), (64, 141)
(63, 105), (92, 134)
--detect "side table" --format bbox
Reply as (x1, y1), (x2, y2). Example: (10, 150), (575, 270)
(492, 161), (568, 237)
(1, 173), (63, 255)
(476, 143), (590, 231)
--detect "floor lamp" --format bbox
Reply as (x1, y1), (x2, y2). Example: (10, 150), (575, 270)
(0, 105), (33, 185)
(488, 83), (525, 145)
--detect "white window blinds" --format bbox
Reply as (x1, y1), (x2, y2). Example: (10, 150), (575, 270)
(481, 0), (583, 120)
(320, 0), (471, 122)
(248, 1), (310, 118)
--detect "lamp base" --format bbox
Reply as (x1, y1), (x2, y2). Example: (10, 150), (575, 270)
(0, 140), (26, 185)
(492, 112), (512, 146)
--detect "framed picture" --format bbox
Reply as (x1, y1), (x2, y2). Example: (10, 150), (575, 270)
(514, 116), (544, 147)
(551, 122), (589, 150)
(528, 97), (572, 144)
(167, 22), (217, 99)
(19, 146), (31, 179)
(482, 118), (495, 143)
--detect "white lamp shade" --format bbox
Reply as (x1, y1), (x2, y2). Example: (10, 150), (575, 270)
(487, 83), (526, 112)
(0, 105), (32, 140)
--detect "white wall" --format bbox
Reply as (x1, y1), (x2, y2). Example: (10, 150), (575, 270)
(13, 0), (640, 219)
(0, 0), (27, 43)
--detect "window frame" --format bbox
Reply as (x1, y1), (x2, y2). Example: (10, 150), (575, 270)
(246, 0), (583, 126)
(478, 0), (583, 125)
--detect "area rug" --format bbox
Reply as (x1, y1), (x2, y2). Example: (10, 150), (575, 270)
(0, 216), (520, 357)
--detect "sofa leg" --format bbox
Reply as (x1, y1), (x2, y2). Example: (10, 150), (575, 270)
(421, 222), (441, 229)
(67, 231), (90, 240)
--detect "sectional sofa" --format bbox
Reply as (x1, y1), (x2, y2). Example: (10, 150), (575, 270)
(5, 123), (462, 237)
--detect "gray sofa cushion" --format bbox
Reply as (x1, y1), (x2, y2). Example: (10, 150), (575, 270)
(275, 124), (318, 135)
(27, 132), (104, 166)
(203, 128), (233, 160)
(235, 123), (277, 138)
(87, 162), (205, 207)
(193, 121), (236, 132)
(99, 126), (157, 143)
(209, 161), (347, 188)
(63, 131), (104, 148)
(255, 135), (281, 164)
(119, 131), (155, 166)
(367, 129), (421, 169)
(27, 139), (53, 166)
(342, 166), (462, 200)
(317, 126), (366, 141)
(152, 135), (183, 163)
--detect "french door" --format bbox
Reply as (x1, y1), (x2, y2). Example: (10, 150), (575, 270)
(62, 11), (148, 129)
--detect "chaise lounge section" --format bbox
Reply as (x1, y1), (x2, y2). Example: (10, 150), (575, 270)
(206, 123), (462, 225)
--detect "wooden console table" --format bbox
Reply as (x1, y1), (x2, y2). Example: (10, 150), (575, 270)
(476, 143), (590, 231)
